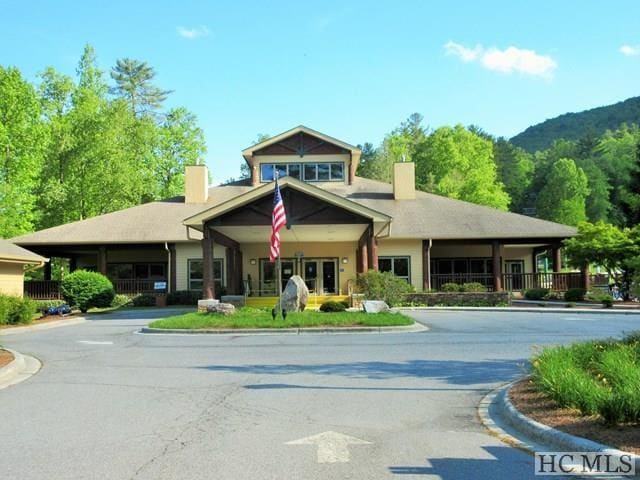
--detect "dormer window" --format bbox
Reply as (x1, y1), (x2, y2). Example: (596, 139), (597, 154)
(261, 162), (344, 183)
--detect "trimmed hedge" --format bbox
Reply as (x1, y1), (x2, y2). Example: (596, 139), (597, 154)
(167, 290), (201, 305)
(319, 301), (347, 313)
(61, 270), (115, 313)
(356, 271), (414, 307)
(441, 283), (461, 292)
(564, 287), (586, 302)
(132, 294), (157, 307)
(0, 294), (36, 325)
(404, 291), (510, 307)
(524, 288), (549, 300)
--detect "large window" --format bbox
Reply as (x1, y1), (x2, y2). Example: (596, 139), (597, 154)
(379, 256), (411, 282)
(260, 162), (344, 182)
(188, 258), (223, 291)
(260, 163), (302, 182)
(107, 263), (166, 280)
(432, 258), (493, 276)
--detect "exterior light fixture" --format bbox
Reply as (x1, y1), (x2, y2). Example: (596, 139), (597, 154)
(250, 258), (257, 265)
(342, 257), (348, 264)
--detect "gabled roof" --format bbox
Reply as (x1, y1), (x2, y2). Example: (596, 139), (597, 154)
(183, 176), (391, 229)
(11, 176), (576, 247)
(242, 125), (361, 160)
(0, 239), (47, 264)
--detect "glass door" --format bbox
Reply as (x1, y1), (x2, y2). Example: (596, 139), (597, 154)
(303, 260), (318, 293)
(322, 260), (337, 294)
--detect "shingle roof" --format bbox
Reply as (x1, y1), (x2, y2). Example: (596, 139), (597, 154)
(0, 239), (47, 263)
(11, 176), (575, 246)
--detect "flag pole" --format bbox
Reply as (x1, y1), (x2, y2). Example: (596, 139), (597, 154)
(277, 255), (283, 316)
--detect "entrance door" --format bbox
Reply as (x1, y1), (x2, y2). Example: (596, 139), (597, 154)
(322, 260), (336, 294)
(260, 258), (295, 296)
(303, 260), (318, 293)
(505, 260), (524, 290)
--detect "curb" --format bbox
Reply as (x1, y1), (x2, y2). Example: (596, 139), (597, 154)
(0, 316), (86, 336)
(479, 380), (640, 476)
(139, 322), (428, 335)
(0, 349), (41, 389)
(397, 306), (640, 315)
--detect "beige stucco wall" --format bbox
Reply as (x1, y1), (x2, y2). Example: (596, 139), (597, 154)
(393, 163), (416, 200)
(377, 239), (423, 288)
(174, 241), (226, 291)
(0, 262), (25, 297)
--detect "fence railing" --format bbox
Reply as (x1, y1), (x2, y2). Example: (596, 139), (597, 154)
(25, 278), (165, 299)
(430, 272), (585, 292)
(430, 274), (495, 291)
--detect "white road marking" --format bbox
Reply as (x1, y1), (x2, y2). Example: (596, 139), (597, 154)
(286, 431), (372, 463)
(76, 340), (114, 345)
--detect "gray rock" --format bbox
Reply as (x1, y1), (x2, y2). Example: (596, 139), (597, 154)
(197, 299), (219, 312)
(278, 275), (309, 312)
(206, 303), (236, 315)
(363, 300), (389, 313)
(221, 295), (246, 307)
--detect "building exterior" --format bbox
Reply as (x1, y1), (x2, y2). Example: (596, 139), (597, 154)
(12, 126), (580, 301)
(0, 239), (47, 297)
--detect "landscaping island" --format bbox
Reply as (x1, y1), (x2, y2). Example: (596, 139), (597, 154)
(510, 332), (640, 454)
(148, 308), (413, 330)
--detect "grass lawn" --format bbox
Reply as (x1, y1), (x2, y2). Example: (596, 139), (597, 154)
(148, 308), (413, 330)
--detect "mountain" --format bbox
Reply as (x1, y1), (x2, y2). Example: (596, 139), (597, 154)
(510, 96), (640, 152)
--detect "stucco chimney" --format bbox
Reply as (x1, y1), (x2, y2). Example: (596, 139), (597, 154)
(185, 165), (209, 203)
(393, 162), (416, 200)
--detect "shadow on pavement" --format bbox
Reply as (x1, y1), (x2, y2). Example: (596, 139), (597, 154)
(389, 445), (543, 479)
(198, 358), (526, 385)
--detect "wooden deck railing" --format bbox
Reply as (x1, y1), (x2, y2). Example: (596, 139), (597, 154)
(430, 274), (494, 291)
(430, 272), (585, 292)
(25, 278), (166, 299)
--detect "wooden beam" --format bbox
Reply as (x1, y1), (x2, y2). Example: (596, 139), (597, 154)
(422, 240), (431, 291)
(368, 236), (378, 271)
(169, 243), (177, 293)
(552, 244), (562, 272)
(207, 227), (240, 249)
(98, 246), (107, 275)
(492, 240), (502, 292)
(226, 247), (234, 294)
(202, 228), (215, 299)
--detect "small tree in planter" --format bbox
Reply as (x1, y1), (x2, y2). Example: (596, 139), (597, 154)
(61, 270), (115, 313)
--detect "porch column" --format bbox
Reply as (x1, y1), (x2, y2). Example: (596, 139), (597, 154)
(202, 228), (215, 299)
(236, 250), (243, 294)
(360, 243), (368, 272)
(492, 240), (502, 292)
(44, 261), (52, 281)
(168, 243), (177, 293)
(225, 247), (234, 295)
(367, 236), (378, 271)
(98, 246), (107, 275)
(422, 239), (431, 291)
(552, 245), (562, 272)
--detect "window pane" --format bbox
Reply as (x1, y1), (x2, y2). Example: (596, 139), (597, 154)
(453, 259), (468, 274)
(260, 164), (274, 182)
(149, 264), (164, 278)
(189, 279), (203, 291)
(437, 260), (452, 274)
(275, 164), (287, 179)
(394, 258), (409, 277)
(108, 264), (133, 279)
(189, 260), (203, 280)
(303, 164), (317, 181)
(469, 259), (485, 274)
(330, 163), (344, 180)
(379, 258), (392, 272)
(317, 163), (330, 180)
(213, 260), (223, 281)
(134, 264), (149, 278)
(288, 164), (301, 179)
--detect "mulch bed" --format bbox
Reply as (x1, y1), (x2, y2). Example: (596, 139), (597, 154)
(510, 378), (640, 455)
(0, 349), (14, 369)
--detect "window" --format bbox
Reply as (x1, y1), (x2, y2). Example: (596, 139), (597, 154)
(106, 263), (165, 280)
(188, 258), (223, 291)
(260, 162), (345, 182)
(379, 256), (411, 282)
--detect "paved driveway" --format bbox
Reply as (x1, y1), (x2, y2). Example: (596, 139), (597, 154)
(1, 309), (638, 479)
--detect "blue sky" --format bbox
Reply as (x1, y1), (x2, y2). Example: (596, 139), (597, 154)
(2, 0), (640, 182)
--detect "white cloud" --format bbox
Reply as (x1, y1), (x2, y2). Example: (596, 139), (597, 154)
(620, 44), (640, 56)
(444, 41), (557, 79)
(177, 25), (210, 39)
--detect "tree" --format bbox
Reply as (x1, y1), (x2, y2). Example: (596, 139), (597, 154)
(493, 138), (534, 212)
(536, 158), (589, 225)
(0, 66), (47, 237)
(110, 58), (171, 115)
(413, 125), (510, 210)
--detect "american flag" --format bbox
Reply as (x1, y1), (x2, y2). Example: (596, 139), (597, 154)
(269, 178), (287, 262)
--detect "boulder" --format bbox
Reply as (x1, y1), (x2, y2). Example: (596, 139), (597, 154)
(197, 299), (219, 312)
(278, 275), (309, 312)
(363, 300), (390, 313)
(206, 302), (236, 315)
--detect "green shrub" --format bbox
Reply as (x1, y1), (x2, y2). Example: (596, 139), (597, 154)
(564, 287), (586, 302)
(319, 301), (347, 313)
(0, 294), (37, 325)
(33, 299), (66, 314)
(545, 291), (562, 300)
(166, 290), (201, 305)
(601, 295), (614, 308)
(61, 270), (115, 313)
(132, 294), (157, 307)
(111, 294), (132, 308)
(340, 299), (351, 308)
(460, 282), (487, 292)
(524, 288), (549, 300)
(441, 282), (461, 292)
(356, 271), (414, 307)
